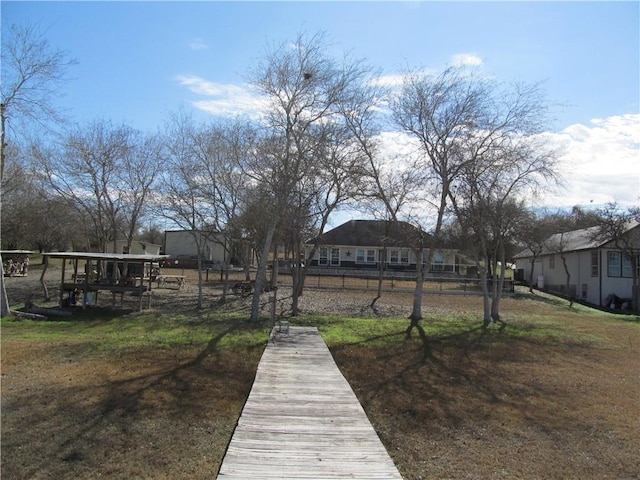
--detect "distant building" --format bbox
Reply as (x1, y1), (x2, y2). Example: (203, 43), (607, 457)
(305, 220), (457, 274)
(163, 230), (228, 267)
(513, 221), (640, 308)
(111, 240), (161, 256)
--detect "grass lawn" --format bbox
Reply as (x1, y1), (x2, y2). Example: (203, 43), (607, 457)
(2, 272), (639, 479)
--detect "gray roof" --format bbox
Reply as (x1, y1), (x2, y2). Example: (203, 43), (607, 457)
(309, 220), (429, 248)
(513, 221), (640, 258)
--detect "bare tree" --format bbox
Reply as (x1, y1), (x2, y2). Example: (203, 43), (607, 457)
(340, 72), (426, 315)
(543, 227), (577, 307)
(1, 23), (75, 315)
(195, 119), (254, 302)
(38, 119), (160, 253)
(1, 158), (78, 251)
(157, 111), (254, 308)
(1, 23), (75, 182)
(390, 66), (491, 329)
(451, 93), (559, 325)
(243, 32), (376, 322)
(157, 111), (215, 309)
(516, 211), (559, 293)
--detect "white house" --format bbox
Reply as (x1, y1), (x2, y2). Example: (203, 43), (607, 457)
(513, 221), (640, 308)
(163, 230), (228, 266)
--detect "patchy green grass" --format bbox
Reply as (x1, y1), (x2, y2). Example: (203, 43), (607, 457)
(1, 310), (270, 354)
(289, 299), (638, 352)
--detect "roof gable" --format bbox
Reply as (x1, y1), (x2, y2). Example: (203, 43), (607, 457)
(309, 220), (428, 248)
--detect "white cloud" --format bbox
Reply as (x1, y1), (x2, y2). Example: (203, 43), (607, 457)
(451, 53), (483, 67)
(175, 72), (639, 211)
(534, 114), (640, 209)
(175, 75), (268, 118)
(374, 114), (639, 211)
(368, 73), (406, 88)
(189, 39), (208, 50)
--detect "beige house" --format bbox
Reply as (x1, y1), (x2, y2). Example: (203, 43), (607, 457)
(305, 220), (458, 274)
(513, 221), (640, 308)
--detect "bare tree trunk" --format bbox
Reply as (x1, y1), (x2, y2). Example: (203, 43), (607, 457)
(491, 243), (506, 323)
(289, 239), (302, 316)
(1, 256), (9, 317)
(478, 251), (492, 326)
(250, 221), (277, 323)
(271, 241), (279, 291)
(370, 246), (385, 313)
(40, 256), (50, 301)
(561, 253), (573, 307)
(291, 268), (301, 316)
(528, 257), (537, 293)
(409, 251), (425, 321)
(196, 256), (203, 310)
(243, 241), (252, 282)
(632, 258), (639, 311)
(405, 255), (430, 358)
(221, 259), (231, 304)
(291, 259), (307, 316)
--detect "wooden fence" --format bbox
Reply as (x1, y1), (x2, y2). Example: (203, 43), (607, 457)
(277, 272), (514, 295)
(160, 267), (515, 295)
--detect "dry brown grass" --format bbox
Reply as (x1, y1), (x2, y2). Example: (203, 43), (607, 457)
(2, 267), (639, 479)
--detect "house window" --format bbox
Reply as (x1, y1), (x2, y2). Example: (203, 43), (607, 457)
(357, 249), (377, 264)
(330, 248), (340, 266)
(607, 251), (634, 278)
(318, 247), (328, 266)
(389, 249), (409, 265)
(591, 251), (599, 277)
(622, 255), (633, 278)
(432, 251), (445, 271)
(549, 255), (555, 269)
(607, 252), (621, 277)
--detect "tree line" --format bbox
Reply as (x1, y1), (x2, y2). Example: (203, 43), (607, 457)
(4, 26), (634, 322)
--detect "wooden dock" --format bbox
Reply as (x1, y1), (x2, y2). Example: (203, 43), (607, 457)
(217, 326), (403, 479)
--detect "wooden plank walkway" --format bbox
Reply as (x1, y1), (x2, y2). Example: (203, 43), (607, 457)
(217, 326), (403, 479)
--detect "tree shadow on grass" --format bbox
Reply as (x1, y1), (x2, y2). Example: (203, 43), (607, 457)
(1, 320), (268, 480)
(329, 316), (625, 466)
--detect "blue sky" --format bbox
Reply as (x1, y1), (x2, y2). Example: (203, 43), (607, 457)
(2, 1), (639, 209)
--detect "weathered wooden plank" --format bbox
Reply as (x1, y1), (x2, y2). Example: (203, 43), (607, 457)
(217, 326), (402, 479)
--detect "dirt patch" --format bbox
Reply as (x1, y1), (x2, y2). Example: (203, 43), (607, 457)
(2, 269), (639, 479)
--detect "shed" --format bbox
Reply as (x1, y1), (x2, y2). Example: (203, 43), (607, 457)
(42, 252), (169, 311)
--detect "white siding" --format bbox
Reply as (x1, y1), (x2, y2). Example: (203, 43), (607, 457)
(516, 247), (637, 307)
(163, 231), (227, 264)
